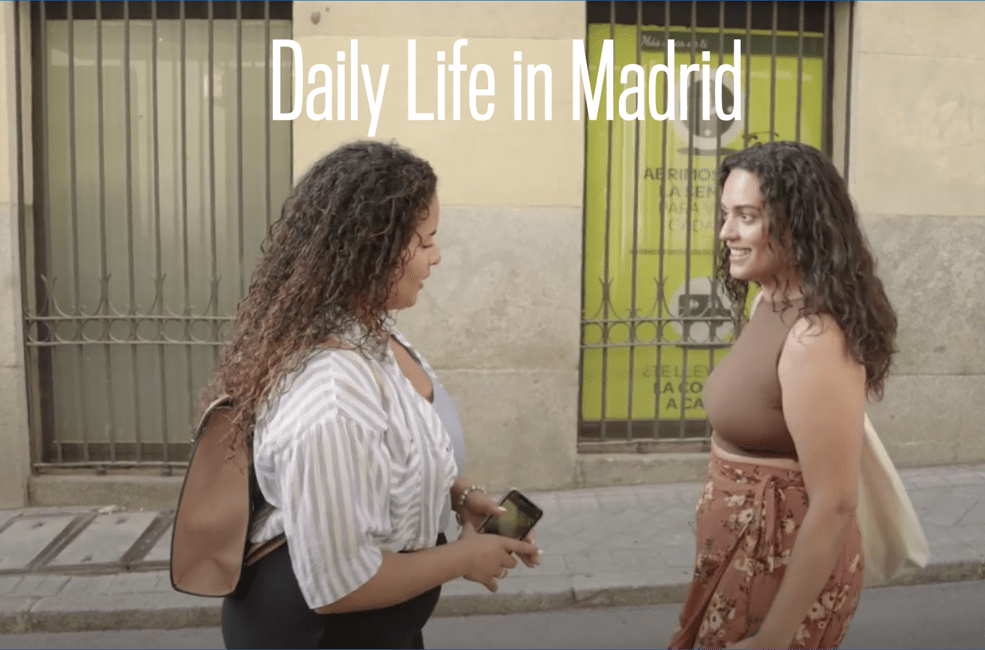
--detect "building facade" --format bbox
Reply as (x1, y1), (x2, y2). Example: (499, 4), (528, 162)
(1, 1), (983, 508)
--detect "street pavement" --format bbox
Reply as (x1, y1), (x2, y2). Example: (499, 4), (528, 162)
(1, 462), (985, 634)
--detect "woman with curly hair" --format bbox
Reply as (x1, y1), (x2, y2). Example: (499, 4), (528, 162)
(668, 141), (897, 649)
(212, 140), (539, 649)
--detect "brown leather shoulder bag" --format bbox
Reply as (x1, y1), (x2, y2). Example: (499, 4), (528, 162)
(169, 396), (284, 597)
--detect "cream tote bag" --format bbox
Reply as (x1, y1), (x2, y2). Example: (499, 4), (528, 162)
(856, 413), (930, 587)
(747, 291), (929, 587)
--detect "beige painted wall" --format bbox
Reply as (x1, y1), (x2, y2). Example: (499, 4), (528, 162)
(848, 1), (985, 467)
(287, 2), (585, 207)
(2, 1), (982, 507)
(0, 2), (32, 507)
(287, 1), (586, 492)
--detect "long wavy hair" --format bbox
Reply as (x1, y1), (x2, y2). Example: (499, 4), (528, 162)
(200, 140), (437, 448)
(716, 141), (897, 400)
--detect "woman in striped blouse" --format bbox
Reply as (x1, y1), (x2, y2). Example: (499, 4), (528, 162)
(209, 140), (540, 648)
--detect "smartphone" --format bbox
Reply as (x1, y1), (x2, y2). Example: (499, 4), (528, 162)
(477, 489), (543, 540)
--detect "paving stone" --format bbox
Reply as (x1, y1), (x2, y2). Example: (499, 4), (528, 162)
(919, 522), (954, 546)
(633, 518), (688, 542)
(0, 515), (76, 571)
(572, 566), (693, 595)
(957, 524), (985, 541)
(602, 532), (646, 551)
(524, 553), (568, 577)
(9, 575), (69, 598)
(596, 493), (642, 512)
(634, 547), (674, 571)
(546, 510), (603, 537)
(955, 499), (985, 526)
(437, 574), (572, 599)
(142, 521), (174, 563)
(0, 596), (34, 633)
(105, 572), (167, 594)
(0, 512), (20, 531)
(574, 523), (619, 545)
(600, 508), (655, 529)
(611, 549), (645, 571)
(541, 536), (594, 556)
(0, 577), (22, 596)
(908, 475), (952, 489)
(936, 524), (985, 546)
(28, 590), (217, 615)
(636, 489), (692, 510)
(48, 512), (159, 567)
(58, 575), (116, 597)
(662, 505), (699, 522)
(922, 491), (981, 526)
(908, 485), (949, 511)
(659, 544), (699, 568)
(672, 492), (704, 508)
(656, 530), (697, 548)
(555, 494), (600, 513)
(563, 553), (595, 575)
(925, 543), (983, 563)
(945, 472), (985, 486)
(899, 467), (937, 478)
(593, 485), (644, 501)
(947, 487), (985, 505)
(493, 574), (574, 597)
(154, 572), (176, 592)
(586, 550), (620, 573)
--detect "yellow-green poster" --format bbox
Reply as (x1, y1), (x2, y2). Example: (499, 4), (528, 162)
(581, 26), (824, 436)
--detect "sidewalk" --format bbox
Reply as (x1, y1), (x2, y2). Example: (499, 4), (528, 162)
(2, 463), (985, 634)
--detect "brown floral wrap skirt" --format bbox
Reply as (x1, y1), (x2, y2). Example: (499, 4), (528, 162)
(668, 445), (865, 649)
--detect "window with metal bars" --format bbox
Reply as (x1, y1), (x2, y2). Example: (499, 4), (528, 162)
(19, 1), (293, 472)
(578, 1), (843, 452)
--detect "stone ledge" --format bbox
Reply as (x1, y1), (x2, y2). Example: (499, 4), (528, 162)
(28, 475), (184, 511)
(574, 453), (711, 488)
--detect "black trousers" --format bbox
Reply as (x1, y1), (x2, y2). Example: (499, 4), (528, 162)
(221, 535), (446, 649)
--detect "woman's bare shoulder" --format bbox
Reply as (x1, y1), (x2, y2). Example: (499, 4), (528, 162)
(779, 312), (863, 382)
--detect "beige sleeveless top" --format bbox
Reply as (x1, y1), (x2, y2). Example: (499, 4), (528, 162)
(703, 297), (805, 457)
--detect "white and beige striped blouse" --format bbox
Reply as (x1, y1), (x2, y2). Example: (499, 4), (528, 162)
(249, 327), (459, 610)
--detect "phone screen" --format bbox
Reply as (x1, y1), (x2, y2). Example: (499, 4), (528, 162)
(479, 491), (541, 539)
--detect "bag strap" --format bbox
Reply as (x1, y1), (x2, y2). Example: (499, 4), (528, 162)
(748, 289), (765, 319)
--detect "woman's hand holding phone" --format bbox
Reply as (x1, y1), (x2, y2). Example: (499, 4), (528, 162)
(476, 490), (543, 569)
(454, 521), (539, 592)
(456, 488), (540, 569)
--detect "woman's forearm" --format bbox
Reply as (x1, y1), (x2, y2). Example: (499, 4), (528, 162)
(314, 542), (468, 615)
(755, 498), (856, 646)
(450, 476), (472, 503)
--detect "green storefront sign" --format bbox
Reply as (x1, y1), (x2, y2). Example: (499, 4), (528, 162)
(581, 25), (824, 435)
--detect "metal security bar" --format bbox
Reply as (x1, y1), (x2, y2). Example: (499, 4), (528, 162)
(578, 1), (845, 451)
(19, 1), (294, 472)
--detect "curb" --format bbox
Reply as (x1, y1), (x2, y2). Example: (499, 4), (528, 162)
(0, 604), (220, 635)
(1, 561), (983, 635)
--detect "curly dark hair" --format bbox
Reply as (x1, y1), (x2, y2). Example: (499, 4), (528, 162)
(200, 140), (438, 448)
(716, 141), (897, 400)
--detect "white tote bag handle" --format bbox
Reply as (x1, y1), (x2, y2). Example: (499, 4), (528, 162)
(748, 290), (930, 586)
(856, 413), (930, 586)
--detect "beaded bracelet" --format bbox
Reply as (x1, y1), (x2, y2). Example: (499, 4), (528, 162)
(455, 484), (485, 511)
